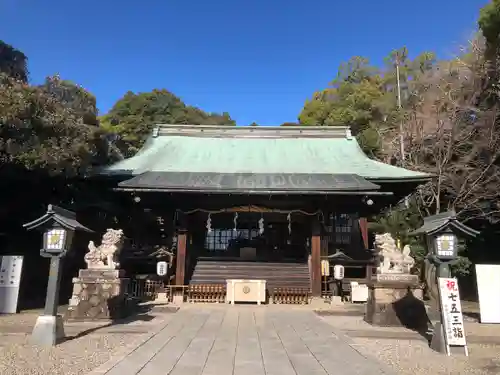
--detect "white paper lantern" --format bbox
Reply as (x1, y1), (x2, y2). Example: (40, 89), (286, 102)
(333, 264), (345, 280)
(156, 261), (168, 276)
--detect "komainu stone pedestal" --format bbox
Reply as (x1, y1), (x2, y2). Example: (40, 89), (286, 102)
(364, 274), (427, 330)
(65, 269), (131, 321)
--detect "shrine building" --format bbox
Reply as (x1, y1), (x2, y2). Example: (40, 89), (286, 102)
(95, 124), (430, 303)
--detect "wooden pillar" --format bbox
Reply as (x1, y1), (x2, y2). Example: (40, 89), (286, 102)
(175, 229), (187, 286)
(359, 217), (373, 282)
(311, 220), (322, 297)
(359, 217), (369, 249)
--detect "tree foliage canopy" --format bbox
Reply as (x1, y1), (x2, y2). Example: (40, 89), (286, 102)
(0, 43), (236, 172)
(0, 74), (111, 176)
(298, 52), (436, 157)
(100, 89), (235, 156)
(297, 39), (499, 226)
(479, 0), (500, 60)
(0, 41), (28, 83)
(40, 76), (99, 126)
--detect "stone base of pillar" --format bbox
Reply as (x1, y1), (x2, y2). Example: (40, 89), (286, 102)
(364, 274), (427, 330)
(172, 292), (184, 305)
(31, 314), (65, 346)
(430, 321), (448, 353)
(155, 292), (170, 303)
(65, 269), (132, 321)
(330, 296), (344, 305)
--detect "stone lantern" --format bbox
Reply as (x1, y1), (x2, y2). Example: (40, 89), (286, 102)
(23, 205), (93, 346)
(410, 210), (479, 354)
(410, 210), (479, 278)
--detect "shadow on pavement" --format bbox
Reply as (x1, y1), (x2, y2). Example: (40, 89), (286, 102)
(393, 288), (433, 343)
(61, 303), (159, 342)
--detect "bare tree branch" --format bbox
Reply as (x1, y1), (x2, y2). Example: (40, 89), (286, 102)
(382, 37), (500, 223)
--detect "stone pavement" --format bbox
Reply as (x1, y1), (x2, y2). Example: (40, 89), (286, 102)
(87, 306), (393, 375)
(89, 305), (390, 375)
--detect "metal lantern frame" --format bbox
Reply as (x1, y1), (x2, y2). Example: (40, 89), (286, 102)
(432, 232), (457, 260)
(24, 205), (92, 257)
(410, 210), (479, 263)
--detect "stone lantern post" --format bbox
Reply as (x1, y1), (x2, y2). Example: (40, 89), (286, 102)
(410, 210), (479, 354)
(23, 205), (93, 346)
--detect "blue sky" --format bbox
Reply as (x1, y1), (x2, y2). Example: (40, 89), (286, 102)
(1, 0), (488, 125)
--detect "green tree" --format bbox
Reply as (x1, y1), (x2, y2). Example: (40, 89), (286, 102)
(100, 90), (235, 156)
(0, 74), (111, 176)
(298, 51), (439, 160)
(369, 202), (426, 275)
(40, 75), (99, 126)
(478, 0), (500, 106)
(0, 40), (28, 82)
(479, 0), (500, 61)
(298, 56), (387, 156)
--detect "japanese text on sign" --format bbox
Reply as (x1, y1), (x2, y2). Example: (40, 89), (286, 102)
(156, 261), (168, 277)
(438, 277), (466, 347)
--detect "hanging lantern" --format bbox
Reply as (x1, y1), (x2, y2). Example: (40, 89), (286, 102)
(333, 264), (345, 280)
(206, 213), (212, 233)
(258, 215), (265, 235)
(287, 213), (292, 234)
(233, 212), (239, 232)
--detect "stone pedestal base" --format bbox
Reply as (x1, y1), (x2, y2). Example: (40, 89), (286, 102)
(430, 321), (447, 354)
(172, 293), (184, 305)
(31, 315), (65, 346)
(330, 296), (344, 305)
(364, 274), (427, 329)
(65, 269), (131, 321)
(155, 292), (170, 303)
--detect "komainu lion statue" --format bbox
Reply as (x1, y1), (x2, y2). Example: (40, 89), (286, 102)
(374, 233), (415, 274)
(84, 229), (125, 269)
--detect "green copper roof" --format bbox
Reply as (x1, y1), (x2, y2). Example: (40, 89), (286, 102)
(103, 125), (429, 181)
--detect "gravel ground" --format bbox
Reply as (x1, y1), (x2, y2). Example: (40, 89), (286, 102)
(320, 313), (500, 338)
(0, 332), (149, 375)
(350, 338), (500, 375)
(320, 312), (500, 375)
(0, 305), (173, 375)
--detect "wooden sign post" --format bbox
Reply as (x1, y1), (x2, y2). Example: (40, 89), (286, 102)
(437, 277), (468, 356)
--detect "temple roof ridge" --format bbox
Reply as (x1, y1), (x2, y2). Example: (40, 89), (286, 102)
(152, 124), (353, 139)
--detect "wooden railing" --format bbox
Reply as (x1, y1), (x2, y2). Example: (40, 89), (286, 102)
(188, 284), (226, 303)
(127, 278), (166, 301)
(127, 277), (311, 305)
(271, 287), (310, 304)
